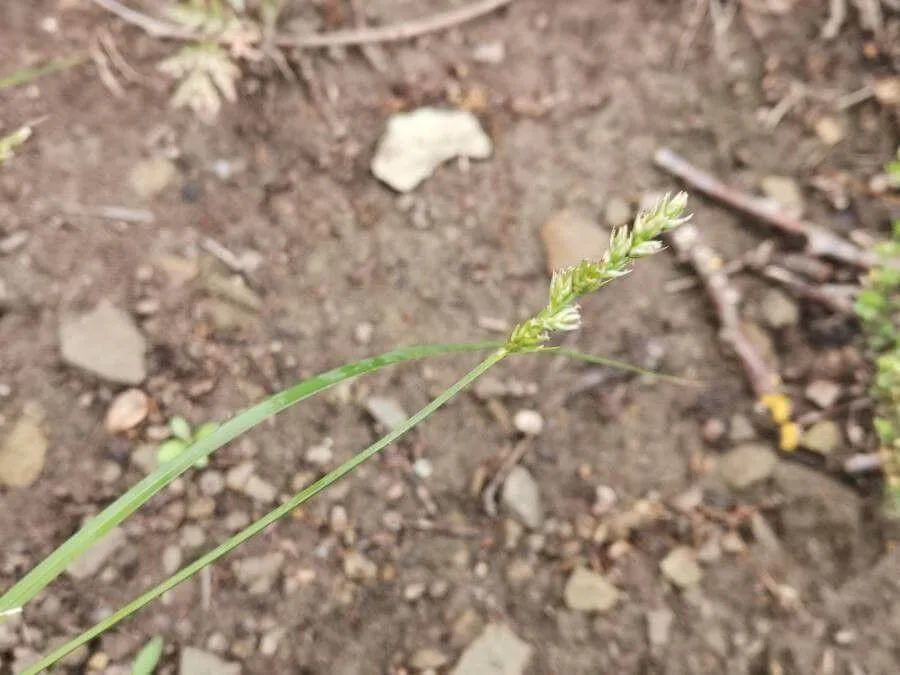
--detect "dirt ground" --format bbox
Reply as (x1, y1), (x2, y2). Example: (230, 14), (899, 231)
(2, 1), (900, 674)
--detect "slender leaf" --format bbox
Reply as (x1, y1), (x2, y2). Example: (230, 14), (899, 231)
(131, 636), (164, 675)
(0, 57), (85, 90)
(23, 350), (507, 673)
(0, 341), (498, 616)
(548, 347), (701, 386)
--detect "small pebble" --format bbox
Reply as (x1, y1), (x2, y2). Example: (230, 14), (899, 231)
(162, 545), (183, 574)
(259, 628), (285, 656)
(180, 525), (206, 549)
(563, 567), (619, 612)
(365, 396), (408, 431)
(187, 497), (216, 520)
(330, 505), (349, 533)
(409, 647), (449, 670)
(472, 41), (506, 64)
(242, 474), (278, 503)
(815, 116), (845, 146)
(646, 607), (674, 648)
(805, 380), (841, 409)
(660, 546), (702, 589)
(513, 409), (544, 436)
(702, 418), (726, 445)
(382, 510), (403, 532)
(592, 485), (618, 516)
(225, 461), (255, 491)
(343, 551), (377, 581)
(198, 470), (225, 497)
(833, 628), (856, 646)
(205, 633), (228, 654)
(800, 420), (842, 456)
(353, 321), (374, 345)
(412, 458), (433, 479)
(404, 582), (427, 602)
(728, 414), (757, 442)
(99, 461), (123, 484)
(428, 579), (450, 599)
(305, 439), (334, 467)
(103, 389), (150, 434)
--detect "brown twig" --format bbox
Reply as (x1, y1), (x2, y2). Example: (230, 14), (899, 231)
(760, 265), (856, 314)
(843, 452), (882, 474)
(654, 147), (877, 269)
(665, 223), (781, 398)
(91, 0), (514, 49)
(482, 441), (530, 518)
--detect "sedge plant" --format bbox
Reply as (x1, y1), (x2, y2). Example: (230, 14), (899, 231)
(0, 192), (691, 672)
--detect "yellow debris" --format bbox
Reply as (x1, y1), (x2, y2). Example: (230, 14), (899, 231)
(779, 422), (799, 452)
(761, 393), (793, 425)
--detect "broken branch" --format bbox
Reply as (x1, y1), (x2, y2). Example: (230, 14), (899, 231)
(91, 0), (514, 50)
(654, 147), (876, 269)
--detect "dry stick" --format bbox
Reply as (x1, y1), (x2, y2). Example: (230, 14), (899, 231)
(91, 0), (514, 49)
(665, 224), (781, 399)
(760, 265), (856, 314)
(482, 440), (530, 518)
(654, 147), (877, 269)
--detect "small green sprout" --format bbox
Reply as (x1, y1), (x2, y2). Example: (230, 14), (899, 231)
(156, 416), (219, 468)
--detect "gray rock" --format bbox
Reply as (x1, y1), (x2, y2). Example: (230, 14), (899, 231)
(66, 527), (127, 579)
(660, 546), (702, 589)
(500, 466), (543, 529)
(232, 552), (284, 595)
(451, 624), (532, 675)
(563, 567), (619, 612)
(805, 380), (841, 409)
(718, 442), (778, 489)
(365, 396), (408, 431)
(728, 414), (757, 442)
(759, 288), (800, 330)
(129, 157), (176, 199)
(179, 647), (240, 675)
(59, 301), (147, 384)
(646, 607), (674, 648)
(371, 107), (492, 192)
(800, 420), (842, 455)
(540, 208), (608, 272)
(0, 402), (47, 487)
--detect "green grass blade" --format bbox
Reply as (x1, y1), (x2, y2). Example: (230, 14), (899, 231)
(0, 341), (498, 616)
(23, 349), (507, 673)
(130, 636), (164, 675)
(547, 347), (701, 386)
(0, 57), (85, 90)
